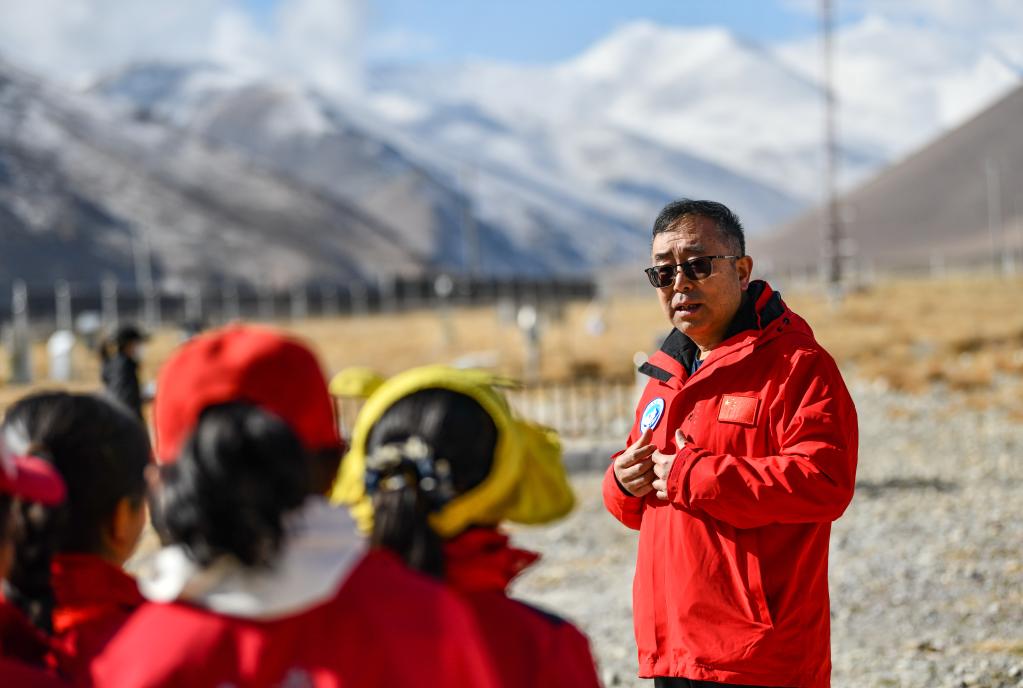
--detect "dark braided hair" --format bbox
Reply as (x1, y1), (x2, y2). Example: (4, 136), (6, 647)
(2, 392), (150, 632)
(365, 389), (498, 578)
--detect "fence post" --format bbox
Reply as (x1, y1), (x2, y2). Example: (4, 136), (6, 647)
(532, 382), (544, 428)
(349, 281), (368, 316)
(142, 285), (161, 331)
(434, 275), (455, 348)
(321, 284), (339, 318)
(221, 282), (240, 323)
(184, 284), (203, 325)
(54, 279), (73, 333)
(9, 280), (32, 384)
(47, 330), (75, 382)
(289, 284), (308, 321)
(258, 286), (275, 322)
(551, 382), (564, 434)
(378, 275), (396, 313)
(517, 305), (541, 385)
(101, 276), (119, 329)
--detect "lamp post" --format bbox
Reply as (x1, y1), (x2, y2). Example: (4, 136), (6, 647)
(821, 0), (843, 292)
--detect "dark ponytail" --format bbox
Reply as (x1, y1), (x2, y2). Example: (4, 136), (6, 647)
(151, 403), (309, 569)
(2, 392), (151, 632)
(365, 389), (498, 578)
(6, 499), (62, 632)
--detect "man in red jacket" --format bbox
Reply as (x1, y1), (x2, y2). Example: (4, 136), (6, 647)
(604, 200), (858, 688)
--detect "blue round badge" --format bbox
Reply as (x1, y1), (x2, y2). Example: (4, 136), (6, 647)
(640, 398), (665, 432)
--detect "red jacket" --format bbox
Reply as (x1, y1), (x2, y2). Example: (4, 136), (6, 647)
(443, 528), (601, 688)
(0, 598), (66, 687)
(88, 548), (499, 687)
(50, 553), (143, 680)
(0, 657), (67, 688)
(603, 281), (857, 687)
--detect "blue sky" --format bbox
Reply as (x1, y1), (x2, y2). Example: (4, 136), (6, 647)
(243, 0), (862, 64)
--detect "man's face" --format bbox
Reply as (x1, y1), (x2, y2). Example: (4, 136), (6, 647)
(651, 216), (753, 351)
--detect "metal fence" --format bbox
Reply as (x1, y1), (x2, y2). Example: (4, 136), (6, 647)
(504, 377), (638, 442)
(0, 274), (597, 334)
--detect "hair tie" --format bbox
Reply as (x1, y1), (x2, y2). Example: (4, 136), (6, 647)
(364, 437), (455, 511)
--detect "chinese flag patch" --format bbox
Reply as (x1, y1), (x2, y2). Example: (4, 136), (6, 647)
(718, 395), (759, 426)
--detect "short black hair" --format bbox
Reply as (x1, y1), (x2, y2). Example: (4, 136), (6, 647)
(152, 403), (309, 569)
(652, 199), (746, 256)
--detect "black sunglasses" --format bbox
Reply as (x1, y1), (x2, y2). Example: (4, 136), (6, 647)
(644, 255), (741, 288)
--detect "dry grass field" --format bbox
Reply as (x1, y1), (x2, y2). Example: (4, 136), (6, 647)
(2, 274), (1022, 416)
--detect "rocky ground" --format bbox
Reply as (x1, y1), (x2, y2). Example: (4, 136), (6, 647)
(509, 378), (1023, 688)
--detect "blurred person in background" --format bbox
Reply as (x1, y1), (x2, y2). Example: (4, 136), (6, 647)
(0, 429), (67, 686)
(604, 200), (858, 687)
(3, 392), (149, 682)
(89, 325), (499, 688)
(99, 324), (149, 419)
(333, 365), (601, 688)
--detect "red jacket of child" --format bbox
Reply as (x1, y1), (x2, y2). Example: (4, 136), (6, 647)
(603, 281), (858, 687)
(0, 598), (67, 687)
(88, 500), (499, 688)
(50, 552), (143, 680)
(443, 528), (601, 688)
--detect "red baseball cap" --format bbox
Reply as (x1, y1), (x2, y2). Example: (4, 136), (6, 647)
(0, 439), (66, 506)
(153, 324), (340, 463)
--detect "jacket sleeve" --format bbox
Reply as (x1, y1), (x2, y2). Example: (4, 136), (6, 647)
(666, 348), (857, 529)
(602, 449), (645, 530)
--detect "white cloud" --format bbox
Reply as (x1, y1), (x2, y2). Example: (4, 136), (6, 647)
(854, 0), (1023, 32)
(0, 0), (366, 95)
(273, 0), (365, 95)
(784, 0), (1023, 41)
(366, 27), (440, 63)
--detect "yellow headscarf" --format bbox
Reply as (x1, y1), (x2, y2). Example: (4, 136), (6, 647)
(330, 365), (575, 537)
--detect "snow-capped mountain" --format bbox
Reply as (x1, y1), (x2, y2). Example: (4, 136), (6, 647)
(367, 19), (1021, 209)
(364, 23), (810, 236)
(0, 56), (420, 290)
(94, 25), (814, 275)
(367, 22), (842, 208)
(6, 15), (1020, 289)
(94, 61), (653, 273)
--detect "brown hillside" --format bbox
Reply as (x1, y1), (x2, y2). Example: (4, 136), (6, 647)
(754, 83), (1023, 272)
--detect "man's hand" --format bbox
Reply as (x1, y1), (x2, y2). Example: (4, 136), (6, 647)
(651, 430), (686, 501)
(613, 427), (656, 497)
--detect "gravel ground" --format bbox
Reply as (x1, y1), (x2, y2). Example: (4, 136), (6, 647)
(508, 377), (1023, 688)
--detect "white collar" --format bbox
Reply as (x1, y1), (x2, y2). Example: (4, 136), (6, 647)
(137, 497), (365, 620)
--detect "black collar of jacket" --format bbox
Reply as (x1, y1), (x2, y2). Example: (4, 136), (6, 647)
(639, 280), (785, 381)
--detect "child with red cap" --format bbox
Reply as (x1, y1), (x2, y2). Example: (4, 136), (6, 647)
(2, 393), (150, 682)
(88, 324), (499, 688)
(0, 427), (68, 686)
